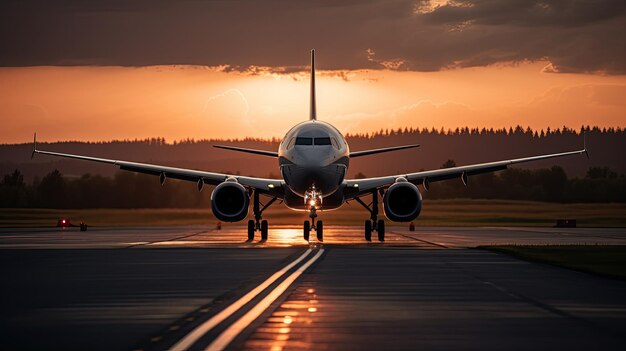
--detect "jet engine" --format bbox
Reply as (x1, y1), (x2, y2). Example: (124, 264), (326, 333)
(211, 181), (249, 222)
(383, 179), (422, 222)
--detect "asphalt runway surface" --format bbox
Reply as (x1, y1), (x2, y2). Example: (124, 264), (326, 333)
(1, 225), (626, 350)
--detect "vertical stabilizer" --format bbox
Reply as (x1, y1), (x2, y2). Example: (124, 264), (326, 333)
(310, 49), (317, 120)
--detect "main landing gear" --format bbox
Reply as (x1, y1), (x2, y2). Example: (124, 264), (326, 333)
(355, 190), (385, 242)
(303, 186), (323, 242)
(247, 190), (277, 241)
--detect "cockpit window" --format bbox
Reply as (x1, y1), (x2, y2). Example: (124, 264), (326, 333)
(286, 138), (296, 149)
(330, 137), (339, 149)
(295, 137), (313, 145)
(314, 137), (332, 145)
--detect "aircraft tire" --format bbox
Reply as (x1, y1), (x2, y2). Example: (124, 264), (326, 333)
(247, 220), (255, 241)
(316, 220), (324, 242)
(261, 220), (269, 240)
(304, 221), (310, 241)
(364, 220), (372, 241)
(377, 220), (385, 241)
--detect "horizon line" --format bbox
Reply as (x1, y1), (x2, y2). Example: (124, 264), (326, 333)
(2, 124), (624, 146)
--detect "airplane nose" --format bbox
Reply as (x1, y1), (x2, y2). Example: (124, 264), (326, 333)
(295, 147), (331, 166)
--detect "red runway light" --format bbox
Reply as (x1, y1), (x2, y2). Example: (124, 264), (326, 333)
(57, 218), (70, 227)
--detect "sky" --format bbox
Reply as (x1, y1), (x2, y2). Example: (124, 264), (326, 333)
(1, 0), (624, 143)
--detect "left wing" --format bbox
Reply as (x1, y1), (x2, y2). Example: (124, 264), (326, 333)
(345, 146), (588, 198)
(31, 134), (283, 196)
(213, 145), (278, 157)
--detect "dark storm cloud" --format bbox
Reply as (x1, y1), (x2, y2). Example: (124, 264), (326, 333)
(422, 0), (624, 27)
(0, 0), (624, 74)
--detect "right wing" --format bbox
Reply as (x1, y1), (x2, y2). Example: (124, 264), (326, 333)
(345, 147), (588, 198)
(350, 144), (420, 158)
(32, 135), (283, 196)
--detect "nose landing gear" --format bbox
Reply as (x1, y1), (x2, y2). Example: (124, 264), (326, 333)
(303, 205), (324, 242)
(303, 186), (323, 242)
(247, 190), (277, 241)
(355, 190), (385, 242)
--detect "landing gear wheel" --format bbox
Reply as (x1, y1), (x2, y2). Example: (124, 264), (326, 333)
(364, 220), (372, 241)
(316, 220), (324, 242)
(355, 191), (382, 243)
(261, 220), (269, 241)
(250, 189), (278, 242)
(304, 221), (310, 241)
(377, 219), (385, 241)
(247, 220), (255, 241)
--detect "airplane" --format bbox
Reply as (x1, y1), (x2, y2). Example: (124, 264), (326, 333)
(32, 49), (589, 242)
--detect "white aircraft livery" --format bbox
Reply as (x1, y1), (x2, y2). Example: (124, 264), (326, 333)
(32, 50), (589, 242)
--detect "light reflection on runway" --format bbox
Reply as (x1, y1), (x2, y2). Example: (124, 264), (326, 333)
(242, 282), (321, 351)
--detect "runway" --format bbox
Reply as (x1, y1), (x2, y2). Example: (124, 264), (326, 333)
(2, 225), (626, 249)
(1, 226), (625, 350)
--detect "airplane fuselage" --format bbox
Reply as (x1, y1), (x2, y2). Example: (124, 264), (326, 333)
(278, 120), (350, 210)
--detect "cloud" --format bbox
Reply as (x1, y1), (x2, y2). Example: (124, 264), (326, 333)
(0, 0), (624, 74)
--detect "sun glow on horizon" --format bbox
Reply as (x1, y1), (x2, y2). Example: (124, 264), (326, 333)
(0, 62), (624, 144)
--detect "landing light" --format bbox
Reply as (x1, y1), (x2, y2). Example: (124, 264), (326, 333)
(309, 199), (316, 207)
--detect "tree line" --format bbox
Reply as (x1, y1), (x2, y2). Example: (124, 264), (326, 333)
(419, 161), (625, 203)
(1, 165), (624, 209)
(0, 170), (210, 209)
(46, 125), (622, 145)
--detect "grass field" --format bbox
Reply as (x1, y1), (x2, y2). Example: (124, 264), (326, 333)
(0, 199), (624, 228)
(481, 245), (626, 280)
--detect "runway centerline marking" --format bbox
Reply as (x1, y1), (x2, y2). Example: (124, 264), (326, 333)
(170, 248), (313, 351)
(205, 248), (325, 351)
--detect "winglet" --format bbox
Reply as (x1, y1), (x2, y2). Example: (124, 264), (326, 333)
(583, 131), (589, 159)
(309, 49), (317, 121)
(31, 132), (37, 160)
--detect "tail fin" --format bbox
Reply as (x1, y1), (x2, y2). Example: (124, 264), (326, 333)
(310, 49), (317, 121)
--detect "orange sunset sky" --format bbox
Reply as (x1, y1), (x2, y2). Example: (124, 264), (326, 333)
(1, 1), (624, 143)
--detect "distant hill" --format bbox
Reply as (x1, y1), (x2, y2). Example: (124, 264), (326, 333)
(1, 126), (623, 182)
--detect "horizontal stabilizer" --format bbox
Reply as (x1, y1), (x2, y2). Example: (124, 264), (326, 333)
(350, 144), (420, 158)
(213, 145), (278, 158)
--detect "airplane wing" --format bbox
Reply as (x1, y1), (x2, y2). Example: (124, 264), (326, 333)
(350, 144), (420, 158)
(31, 135), (284, 196)
(345, 147), (589, 198)
(213, 145), (278, 157)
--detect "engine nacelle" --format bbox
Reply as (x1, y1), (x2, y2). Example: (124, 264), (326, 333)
(211, 181), (249, 222)
(383, 180), (422, 222)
